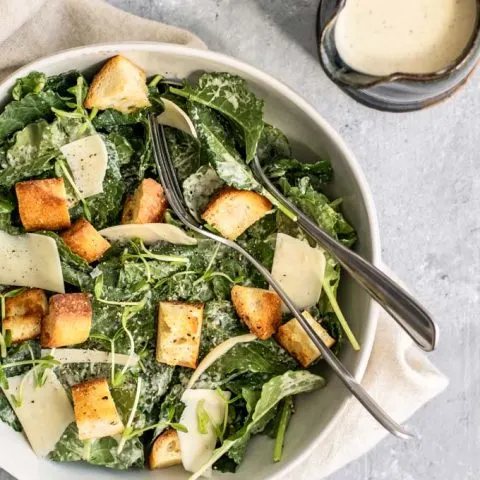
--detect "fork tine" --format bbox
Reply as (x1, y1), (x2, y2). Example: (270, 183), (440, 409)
(149, 115), (201, 227)
(158, 124), (185, 202)
(150, 115), (178, 206)
(150, 115), (189, 216)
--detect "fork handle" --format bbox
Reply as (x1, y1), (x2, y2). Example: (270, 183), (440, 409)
(252, 157), (437, 352)
(296, 212), (437, 352)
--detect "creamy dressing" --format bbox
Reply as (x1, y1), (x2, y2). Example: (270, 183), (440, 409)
(335, 0), (478, 76)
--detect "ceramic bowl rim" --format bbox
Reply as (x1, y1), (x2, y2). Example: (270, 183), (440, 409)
(0, 42), (382, 480)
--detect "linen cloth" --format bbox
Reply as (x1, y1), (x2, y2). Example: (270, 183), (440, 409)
(0, 0), (448, 478)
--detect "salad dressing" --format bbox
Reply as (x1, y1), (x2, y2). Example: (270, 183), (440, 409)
(335, 0), (478, 76)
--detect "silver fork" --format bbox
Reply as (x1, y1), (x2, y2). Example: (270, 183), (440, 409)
(251, 157), (438, 353)
(150, 115), (413, 439)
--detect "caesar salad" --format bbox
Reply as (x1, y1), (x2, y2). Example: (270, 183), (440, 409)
(0, 55), (359, 477)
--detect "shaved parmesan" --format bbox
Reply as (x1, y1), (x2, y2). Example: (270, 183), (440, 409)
(1, 370), (74, 456)
(60, 134), (108, 200)
(0, 231), (64, 293)
(186, 334), (256, 389)
(42, 348), (139, 367)
(157, 99), (197, 137)
(99, 223), (197, 246)
(271, 233), (326, 312)
(178, 389), (230, 476)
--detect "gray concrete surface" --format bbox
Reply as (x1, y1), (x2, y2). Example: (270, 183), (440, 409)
(1, 1), (479, 479)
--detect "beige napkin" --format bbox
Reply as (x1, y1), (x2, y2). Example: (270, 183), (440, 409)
(285, 268), (449, 478)
(0, 0), (206, 82)
(0, 1), (448, 479)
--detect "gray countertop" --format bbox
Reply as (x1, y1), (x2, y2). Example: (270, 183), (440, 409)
(2, 1), (479, 479)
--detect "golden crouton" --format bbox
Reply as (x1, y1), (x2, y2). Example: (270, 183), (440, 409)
(3, 289), (48, 343)
(61, 217), (111, 263)
(15, 178), (71, 231)
(121, 178), (168, 224)
(201, 187), (272, 240)
(72, 378), (124, 440)
(41, 293), (92, 348)
(5, 288), (48, 318)
(149, 429), (182, 470)
(231, 285), (282, 340)
(84, 55), (150, 113)
(156, 301), (203, 369)
(275, 311), (335, 368)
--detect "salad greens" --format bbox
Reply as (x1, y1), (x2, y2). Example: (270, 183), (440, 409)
(190, 371), (325, 479)
(0, 60), (358, 476)
(171, 72), (264, 162)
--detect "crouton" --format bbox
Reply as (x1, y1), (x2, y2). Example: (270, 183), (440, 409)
(156, 301), (203, 369)
(149, 429), (182, 470)
(72, 378), (124, 440)
(3, 289), (48, 343)
(84, 55), (150, 113)
(41, 293), (92, 348)
(61, 217), (111, 263)
(231, 285), (281, 340)
(5, 289), (48, 318)
(121, 178), (168, 224)
(201, 187), (272, 240)
(3, 315), (41, 344)
(15, 178), (71, 231)
(275, 311), (335, 367)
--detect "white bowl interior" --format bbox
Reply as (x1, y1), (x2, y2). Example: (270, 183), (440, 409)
(0, 44), (380, 480)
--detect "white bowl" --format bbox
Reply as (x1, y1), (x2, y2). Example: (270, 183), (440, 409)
(0, 43), (381, 480)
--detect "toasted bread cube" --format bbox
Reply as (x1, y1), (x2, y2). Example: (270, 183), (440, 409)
(156, 301), (203, 369)
(41, 293), (92, 348)
(5, 288), (48, 318)
(61, 217), (111, 263)
(15, 178), (71, 231)
(84, 55), (150, 113)
(231, 285), (282, 340)
(3, 315), (41, 344)
(121, 178), (168, 224)
(3, 288), (48, 343)
(72, 378), (124, 440)
(149, 429), (182, 470)
(201, 187), (272, 240)
(275, 311), (335, 367)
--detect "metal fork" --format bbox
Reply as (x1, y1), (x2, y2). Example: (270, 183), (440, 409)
(150, 115), (413, 439)
(251, 157), (438, 353)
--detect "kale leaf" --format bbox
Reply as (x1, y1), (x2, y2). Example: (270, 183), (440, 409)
(11, 72), (46, 101)
(45, 71), (83, 97)
(279, 177), (357, 247)
(0, 392), (21, 432)
(183, 165), (224, 221)
(165, 126), (202, 181)
(0, 120), (56, 187)
(49, 423), (144, 469)
(107, 132), (134, 166)
(92, 109), (147, 130)
(0, 90), (67, 142)
(265, 157), (333, 188)
(171, 72), (264, 162)
(256, 123), (291, 164)
(188, 102), (261, 191)
(201, 301), (246, 355)
(204, 339), (297, 381)
(0, 192), (18, 234)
